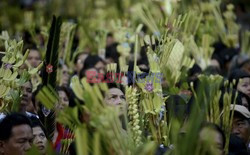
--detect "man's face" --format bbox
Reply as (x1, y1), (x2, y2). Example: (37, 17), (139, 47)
(27, 50), (41, 68)
(0, 124), (33, 155)
(32, 127), (47, 155)
(20, 82), (32, 112)
(105, 88), (125, 106)
(237, 78), (250, 97)
(232, 115), (250, 144)
(105, 88), (127, 115)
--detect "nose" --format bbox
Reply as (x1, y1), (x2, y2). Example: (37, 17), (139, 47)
(34, 136), (42, 144)
(115, 97), (122, 105)
(232, 127), (240, 135)
(24, 141), (32, 152)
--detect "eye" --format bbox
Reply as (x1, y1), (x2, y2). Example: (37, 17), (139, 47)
(17, 139), (26, 144)
(27, 88), (32, 93)
(109, 95), (117, 100)
(39, 133), (45, 138)
(64, 97), (69, 102)
(237, 121), (245, 127)
(121, 95), (126, 100)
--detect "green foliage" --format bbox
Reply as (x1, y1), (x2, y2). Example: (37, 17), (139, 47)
(42, 16), (62, 88)
(0, 0), (245, 154)
(0, 31), (42, 112)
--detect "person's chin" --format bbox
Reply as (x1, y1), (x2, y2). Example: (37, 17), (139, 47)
(37, 145), (46, 151)
(20, 101), (28, 109)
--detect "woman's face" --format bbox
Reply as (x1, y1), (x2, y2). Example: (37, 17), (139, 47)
(27, 50), (41, 68)
(237, 78), (250, 97)
(56, 90), (69, 111)
(95, 61), (105, 75)
(32, 126), (47, 155)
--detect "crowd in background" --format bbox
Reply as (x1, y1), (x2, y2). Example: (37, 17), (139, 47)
(0, 0), (250, 155)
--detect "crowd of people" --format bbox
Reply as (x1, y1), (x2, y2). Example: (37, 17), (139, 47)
(0, 0), (250, 155)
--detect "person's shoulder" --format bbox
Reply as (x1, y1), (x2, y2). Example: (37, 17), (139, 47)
(25, 111), (39, 119)
(0, 113), (6, 121)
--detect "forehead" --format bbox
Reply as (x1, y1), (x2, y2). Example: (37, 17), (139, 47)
(85, 68), (97, 75)
(22, 81), (32, 89)
(62, 65), (68, 70)
(95, 61), (105, 67)
(11, 124), (32, 138)
(108, 88), (124, 96)
(32, 126), (44, 134)
(233, 113), (247, 122)
(58, 90), (67, 96)
(78, 53), (88, 60)
(29, 50), (40, 56)
(239, 77), (250, 83)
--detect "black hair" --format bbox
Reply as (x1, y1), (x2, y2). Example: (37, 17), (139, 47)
(0, 113), (32, 141)
(204, 65), (221, 75)
(212, 44), (238, 71)
(188, 64), (202, 77)
(187, 64), (202, 83)
(107, 82), (125, 94)
(73, 52), (86, 64)
(79, 55), (105, 79)
(228, 69), (250, 89)
(138, 56), (150, 73)
(83, 55), (105, 70)
(107, 32), (113, 38)
(105, 43), (120, 64)
(56, 86), (70, 98)
(30, 117), (48, 138)
(236, 91), (250, 111)
(56, 86), (76, 107)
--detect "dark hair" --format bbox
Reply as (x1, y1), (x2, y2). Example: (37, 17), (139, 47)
(79, 55), (105, 79)
(56, 86), (70, 98)
(30, 117), (47, 138)
(228, 69), (250, 89)
(188, 64), (202, 77)
(236, 91), (250, 111)
(107, 82), (125, 93)
(212, 47), (238, 71)
(83, 55), (105, 70)
(0, 113), (32, 141)
(73, 52), (86, 64)
(56, 86), (76, 107)
(105, 43), (120, 63)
